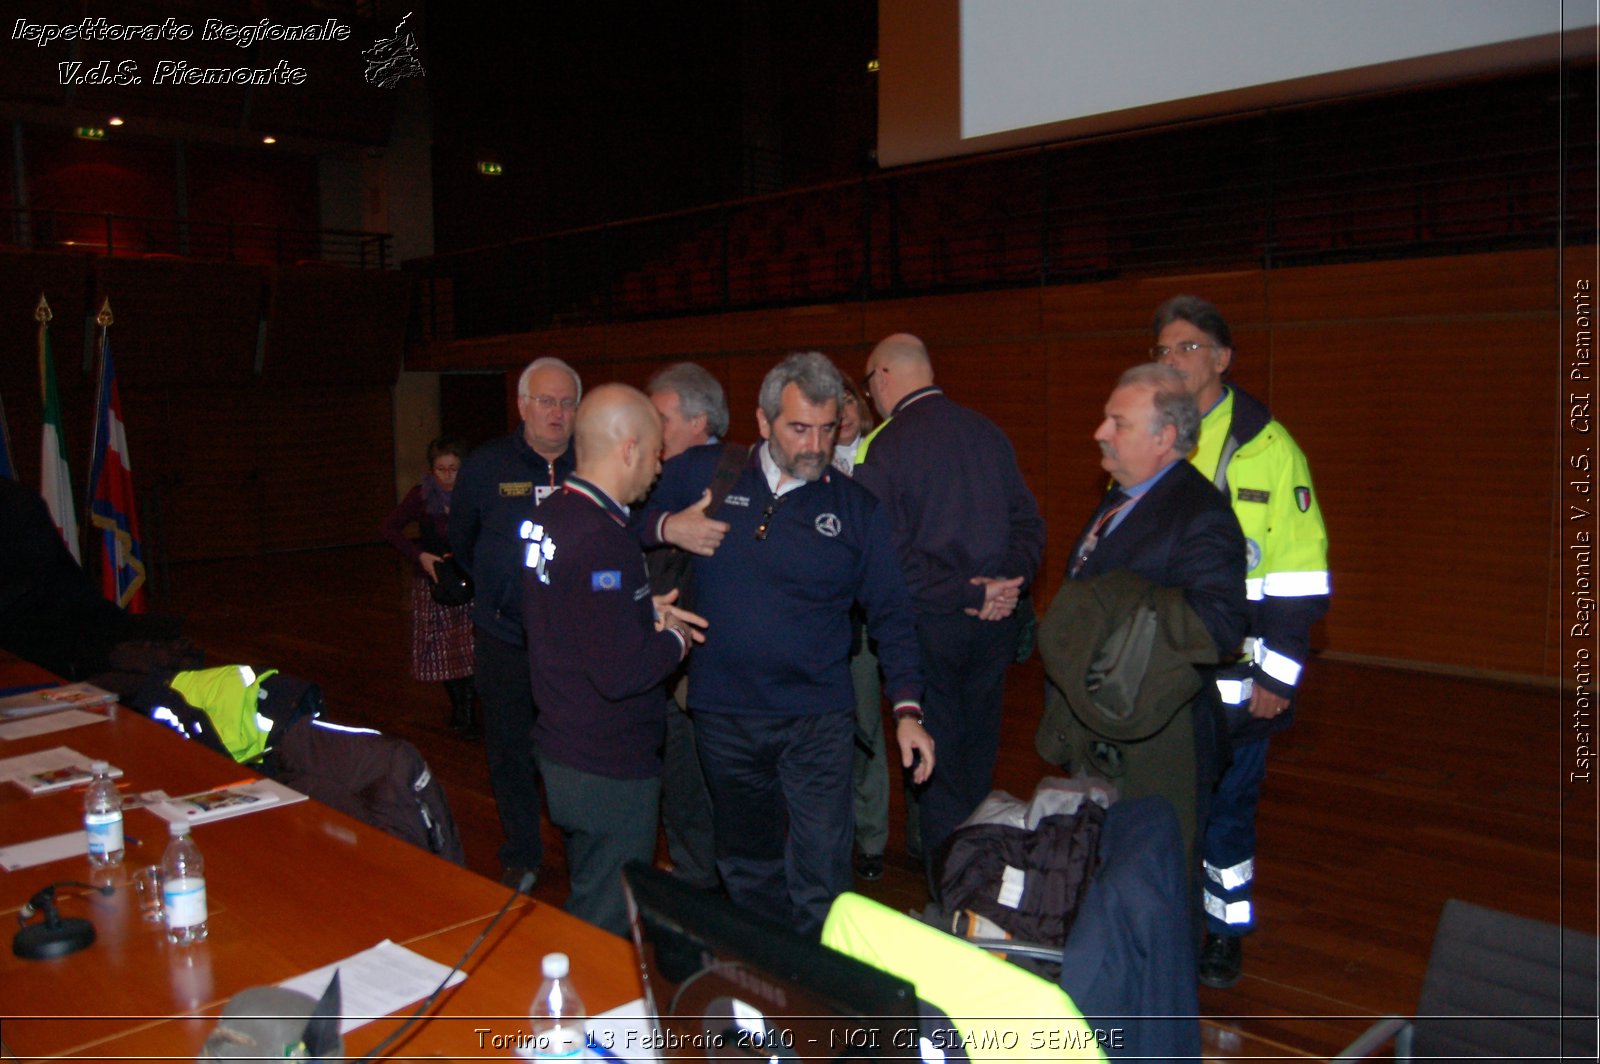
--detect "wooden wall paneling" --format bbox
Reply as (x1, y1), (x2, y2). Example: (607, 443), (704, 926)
(255, 386), (395, 554)
(599, 357), (670, 393)
(1267, 248), (1559, 320)
(862, 288), (1040, 346)
(1040, 336), (1135, 608)
(1273, 318), (1553, 674)
(719, 303), (867, 354)
(1222, 326), (1273, 399)
(1041, 268), (1266, 337)
(264, 266), (411, 385)
(96, 258), (262, 387)
(724, 352), (788, 441)
(603, 314), (723, 361)
(159, 389), (264, 562)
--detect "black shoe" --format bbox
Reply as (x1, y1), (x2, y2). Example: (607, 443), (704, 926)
(854, 853), (884, 882)
(500, 866), (539, 894)
(1198, 932), (1243, 989)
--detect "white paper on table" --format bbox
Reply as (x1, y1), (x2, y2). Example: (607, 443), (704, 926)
(0, 830), (89, 871)
(0, 709), (110, 741)
(278, 938), (466, 1035)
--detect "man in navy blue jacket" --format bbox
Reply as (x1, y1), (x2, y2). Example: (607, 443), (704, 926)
(523, 384), (706, 936)
(855, 334), (1046, 877)
(640, 352), (934, 936)
(449, 356), (580, 890)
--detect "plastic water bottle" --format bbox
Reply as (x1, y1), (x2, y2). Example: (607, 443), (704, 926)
(529, 952), (586, 1060)
(83, 761), (124, 866)
(161, 821), (208, 945)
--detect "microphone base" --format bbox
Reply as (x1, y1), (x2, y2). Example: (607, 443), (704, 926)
(12, 918), (96, 960)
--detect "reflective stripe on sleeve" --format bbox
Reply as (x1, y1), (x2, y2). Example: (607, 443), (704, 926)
(1246, 577), (1264, 601)
(1258, 645), (1303, 687)
(1262, 570), (1331, 597)
(1203, 892), (1252, 927)
(1205, 857), (1255, 891)
(1216, 677), (1253, 705)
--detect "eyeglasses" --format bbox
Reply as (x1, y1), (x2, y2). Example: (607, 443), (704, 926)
(1148, 341), (1215, 360)
(527, 394), (578, 412)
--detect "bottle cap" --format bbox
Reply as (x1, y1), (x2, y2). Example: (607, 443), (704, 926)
(541, 952), (569, 979)
(170, 821), (191, 837)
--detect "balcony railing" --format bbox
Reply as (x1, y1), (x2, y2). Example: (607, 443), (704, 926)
(3, 207), (394, 270)
(406, 66), (1595, 345)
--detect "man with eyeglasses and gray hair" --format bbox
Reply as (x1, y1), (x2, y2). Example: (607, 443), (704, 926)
(450, 355), (582, 894)
(638, 351), (932, 936)
(1150, 295), (1331, 989)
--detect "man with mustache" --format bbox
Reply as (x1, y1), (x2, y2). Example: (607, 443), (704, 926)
(638, 351), (933, 935)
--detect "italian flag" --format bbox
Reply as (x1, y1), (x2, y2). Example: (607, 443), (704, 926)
(38, 299), (80, 562)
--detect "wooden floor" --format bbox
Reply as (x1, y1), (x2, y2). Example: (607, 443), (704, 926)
(155, 544), (1592, 1062)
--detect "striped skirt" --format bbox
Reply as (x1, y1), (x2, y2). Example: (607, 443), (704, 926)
(410, 572), (475, 682)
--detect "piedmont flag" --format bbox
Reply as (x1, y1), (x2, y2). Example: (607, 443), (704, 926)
(89, 330), (147, 611)
(38, 299), (80, 561)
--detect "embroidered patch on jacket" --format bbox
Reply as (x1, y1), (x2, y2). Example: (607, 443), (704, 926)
(814, 513), (842, 537)
(1237, 488), (1270, 504)
(1294, 486), (1312, 512)
(723, 494), (751, 507)
(1245, 538), (1262, 571)
(499, 481), (533, 497)
(591, 570), (622, 591)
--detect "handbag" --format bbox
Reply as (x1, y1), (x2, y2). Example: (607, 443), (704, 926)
(429, 556), (473, 607)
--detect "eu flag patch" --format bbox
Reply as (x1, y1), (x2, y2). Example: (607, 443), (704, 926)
(591, 570), (623, 591)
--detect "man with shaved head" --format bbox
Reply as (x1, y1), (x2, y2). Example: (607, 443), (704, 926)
(856, 333), (1046, 885)
(522, 383), (706, 935)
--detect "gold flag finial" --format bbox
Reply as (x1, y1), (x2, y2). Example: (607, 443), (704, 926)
(34, 293), (51, 323)
(96, 298), (113, 328)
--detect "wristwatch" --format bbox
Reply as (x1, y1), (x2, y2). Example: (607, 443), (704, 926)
(892, 706), (924, 726)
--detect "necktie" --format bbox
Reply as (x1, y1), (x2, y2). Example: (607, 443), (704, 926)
(1070, 490), (1131, 577)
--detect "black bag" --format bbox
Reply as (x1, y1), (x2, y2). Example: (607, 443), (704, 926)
(936, 803), (1105, 947)
(429, 556), (473, 606)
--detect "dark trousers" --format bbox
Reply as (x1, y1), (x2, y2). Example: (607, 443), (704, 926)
(537, 752), (659, 937)
(695, 709), (854, 937)
(849, 643), (888, 857)
(1202, 736), (1268, 935)
(915, 611), (1019, 870)
(473, 630), (544, 873)
(660, 695), (719, 889)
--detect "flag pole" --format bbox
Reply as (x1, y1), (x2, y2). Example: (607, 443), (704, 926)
(87, 298), (112, 512)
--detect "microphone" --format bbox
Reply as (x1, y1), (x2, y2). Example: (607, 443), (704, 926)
(12, 880), (114, 961)
(354, 870), (536, 1062)
(18, 880), (114, 921)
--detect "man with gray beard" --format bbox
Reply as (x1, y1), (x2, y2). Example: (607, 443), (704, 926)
(636, 351), (933, 936)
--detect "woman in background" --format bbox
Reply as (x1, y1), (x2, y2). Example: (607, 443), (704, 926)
(382, 437), (478, 737)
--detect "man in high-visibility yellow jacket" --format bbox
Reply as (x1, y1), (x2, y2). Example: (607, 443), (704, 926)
(1151, 295), (1331, 990)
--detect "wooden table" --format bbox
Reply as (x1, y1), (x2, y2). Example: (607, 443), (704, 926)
(0, 658), (642, 1059)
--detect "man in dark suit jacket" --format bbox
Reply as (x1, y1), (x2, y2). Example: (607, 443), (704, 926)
(1057, 364), (1249, 890)
(1072, 364), (1247, 658)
